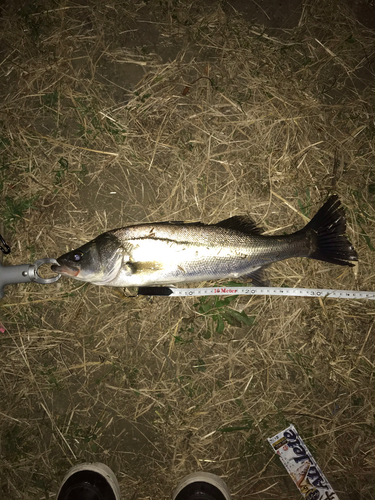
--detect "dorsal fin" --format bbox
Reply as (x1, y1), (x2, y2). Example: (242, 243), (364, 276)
(215, 215), (263, 235)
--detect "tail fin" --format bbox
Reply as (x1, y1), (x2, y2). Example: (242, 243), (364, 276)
(305, 195), (358, 267)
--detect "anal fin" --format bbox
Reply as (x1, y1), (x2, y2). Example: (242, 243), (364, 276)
(239, 267), (269, 287)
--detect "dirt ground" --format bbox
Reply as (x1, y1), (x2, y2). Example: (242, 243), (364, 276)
(1, 0), (375, 499)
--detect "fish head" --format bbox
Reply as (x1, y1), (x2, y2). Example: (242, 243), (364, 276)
(51, 233), (124, 285)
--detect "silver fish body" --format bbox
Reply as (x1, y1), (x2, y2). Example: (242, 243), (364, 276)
(51, 196), (358, 287)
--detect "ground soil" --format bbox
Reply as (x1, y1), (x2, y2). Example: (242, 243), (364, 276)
(1, 0), (375, 499)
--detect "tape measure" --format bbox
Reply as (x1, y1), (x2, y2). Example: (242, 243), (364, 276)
(138, 286), (375, 300)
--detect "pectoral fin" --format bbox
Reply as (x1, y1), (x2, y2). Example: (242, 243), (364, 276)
(125, 261), (163, 274)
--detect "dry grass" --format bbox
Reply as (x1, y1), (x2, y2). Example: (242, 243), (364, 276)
(1, 0), (375, 498)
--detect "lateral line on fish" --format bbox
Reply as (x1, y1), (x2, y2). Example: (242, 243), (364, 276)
(125, 235), (252, 247)
(126, 236), (193, 243)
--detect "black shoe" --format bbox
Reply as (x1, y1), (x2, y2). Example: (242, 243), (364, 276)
(173, 472), (231, 500)
(57, 463), (121, 500)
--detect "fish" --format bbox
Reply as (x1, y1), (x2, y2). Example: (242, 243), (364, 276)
(51, 195), (358, 287)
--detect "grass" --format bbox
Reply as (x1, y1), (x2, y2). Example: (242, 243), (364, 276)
(3, 195), (38, 229)
(194, 294), (256, 334)
(0, 0), (375, 499)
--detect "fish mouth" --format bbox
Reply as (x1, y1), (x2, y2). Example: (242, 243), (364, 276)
(51, 263), (80, 277)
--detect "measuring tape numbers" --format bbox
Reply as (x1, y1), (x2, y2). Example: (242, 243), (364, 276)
(138, 286), (375, 300)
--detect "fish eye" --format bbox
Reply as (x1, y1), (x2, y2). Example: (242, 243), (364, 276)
(72, 252), (83, 262)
